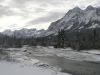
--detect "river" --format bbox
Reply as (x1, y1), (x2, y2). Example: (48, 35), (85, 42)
(1, 47), (100, 75)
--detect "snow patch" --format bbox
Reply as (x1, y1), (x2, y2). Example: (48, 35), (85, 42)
(83, 50), (100, 55)
(88, 23), (100, 29)
(66, 25), (73, 30)
(79, 26), (84, 29)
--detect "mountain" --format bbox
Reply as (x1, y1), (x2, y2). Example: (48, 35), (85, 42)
(2, 6), (100, 38)
(45, 6), (100, 36)
(2, 28), (45, 38)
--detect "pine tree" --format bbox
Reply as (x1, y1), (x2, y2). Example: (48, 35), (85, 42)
(56, 29), (65, 48)
(93, 29), (97, 48)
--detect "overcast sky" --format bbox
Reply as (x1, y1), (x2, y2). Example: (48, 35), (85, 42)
(0, 0), (100, 31)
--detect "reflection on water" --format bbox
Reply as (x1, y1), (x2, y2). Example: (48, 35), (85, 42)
(33, 55), (100, 75)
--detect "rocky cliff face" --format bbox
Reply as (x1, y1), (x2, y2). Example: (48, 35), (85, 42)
(46, 6), (100, 36)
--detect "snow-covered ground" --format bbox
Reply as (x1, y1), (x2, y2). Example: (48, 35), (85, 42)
(83, 50), (100, 55)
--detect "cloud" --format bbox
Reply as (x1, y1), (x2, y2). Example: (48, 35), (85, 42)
(0, 5), (14, 16)
(27, 12), (65, 25)
(34, 7), (46, 13)
(0, 0), (100, 31)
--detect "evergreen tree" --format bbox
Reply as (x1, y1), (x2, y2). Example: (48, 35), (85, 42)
(92, 29), (98, 48)
(56, 29), (65, 48)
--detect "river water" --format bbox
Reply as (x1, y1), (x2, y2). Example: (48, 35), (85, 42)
(0, 50), (71, 75)
(1, 47), (100, 75)
(31, 55), (100, 75)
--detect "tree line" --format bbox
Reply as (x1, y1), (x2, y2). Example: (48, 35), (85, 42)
(0, 28), (100, 50)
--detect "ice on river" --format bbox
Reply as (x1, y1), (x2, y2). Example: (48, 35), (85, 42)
(5, 46), (100, 62)
(2, 46), (100, 75)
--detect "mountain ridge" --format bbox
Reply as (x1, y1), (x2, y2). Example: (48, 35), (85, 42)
(45, 5), (100, 36)
(2, 5), (100, 37)
(2, 28), (45, 38)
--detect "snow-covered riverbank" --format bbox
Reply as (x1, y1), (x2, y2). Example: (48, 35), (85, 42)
(0, 60), (71, 75)
(0, 46), (73, 75)
(2, 46), (100, 75)
(15, 46), (100, 62)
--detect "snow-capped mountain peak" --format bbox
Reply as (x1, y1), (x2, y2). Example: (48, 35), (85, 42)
(45, 6), (100, 36)
(73, 7), (82, 12)
(2, 6), (100, 37)
(85, 5), (95, 11)
(2, 28), (45, 38)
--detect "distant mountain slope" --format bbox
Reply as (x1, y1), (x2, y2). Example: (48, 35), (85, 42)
(2, 28), (45, 38)
(45, 6), (100, 36)
(2, 6), (100, 38)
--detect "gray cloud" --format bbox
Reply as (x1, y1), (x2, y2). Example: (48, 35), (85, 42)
(0, 5), (15, 16)
(14, 0), (67, 5)
(8, 0), (68, 12)
(0, 0), (98, 16)
(34, 7), (46, 13)
(0, 0), (100, 31)
(27, 12), (65, 25)
(0, 0), (3, 2)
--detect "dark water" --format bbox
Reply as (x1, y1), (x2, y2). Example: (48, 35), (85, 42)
(34, 55), (100, 75)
